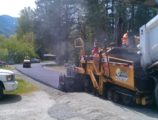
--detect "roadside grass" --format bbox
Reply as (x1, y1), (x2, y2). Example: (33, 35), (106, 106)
(0, 65), (15, 70)
(4, 77), (39, 95)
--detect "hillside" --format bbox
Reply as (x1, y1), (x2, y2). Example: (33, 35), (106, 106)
(0, 15), (17, 37)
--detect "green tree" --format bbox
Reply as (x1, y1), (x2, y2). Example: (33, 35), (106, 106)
(17, 7), (34, 38)
(33, 0), (83, 63)
(84, 0), (158, 46)
(16, 7), (36, 60)
(30, 0), (158, 63)
(0, 36), (36, 63)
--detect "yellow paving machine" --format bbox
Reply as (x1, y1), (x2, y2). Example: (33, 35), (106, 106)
(59, 15), (158, 107)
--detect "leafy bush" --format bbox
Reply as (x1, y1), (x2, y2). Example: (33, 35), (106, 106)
(0, 35), (37, 63)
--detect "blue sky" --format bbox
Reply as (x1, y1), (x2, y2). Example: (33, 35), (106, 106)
(0, 0), (36, 17)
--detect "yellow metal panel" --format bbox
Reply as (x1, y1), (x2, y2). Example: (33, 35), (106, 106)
(109, 63), (135, 91)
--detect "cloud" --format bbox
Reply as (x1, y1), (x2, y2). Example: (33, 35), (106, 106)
(0, 0), (36, 17)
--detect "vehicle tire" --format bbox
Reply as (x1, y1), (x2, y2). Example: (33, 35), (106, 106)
(154, 84), (158, 107)
(0, 87), (3, 99)
(113, 92), (120, 103)
(122, 95), (133, 106)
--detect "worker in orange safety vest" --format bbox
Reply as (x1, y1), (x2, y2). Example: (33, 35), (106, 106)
(122, 32), (128, 47)
(92, 39), (100, 55)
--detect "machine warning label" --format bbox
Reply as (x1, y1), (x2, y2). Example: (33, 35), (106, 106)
(115, 68), (128, 81)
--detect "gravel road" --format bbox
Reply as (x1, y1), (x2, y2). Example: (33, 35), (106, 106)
(0, 68), (158, 120)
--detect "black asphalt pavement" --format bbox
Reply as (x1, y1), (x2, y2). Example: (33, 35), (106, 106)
(15, 62), (60, 89)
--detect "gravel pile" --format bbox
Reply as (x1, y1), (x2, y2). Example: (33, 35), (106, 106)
(48, 93), (158, 120)
(0, 88), (158, 120)
(0, 91), (55, 120)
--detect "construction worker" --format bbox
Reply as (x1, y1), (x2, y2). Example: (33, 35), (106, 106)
(122, 32), (128, 47)
(92, 39), (99, 55)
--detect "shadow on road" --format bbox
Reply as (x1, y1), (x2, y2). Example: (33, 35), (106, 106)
(112, 102), (158, 119)
(132, 105), (158, 119)
(0, 94), (22, 104)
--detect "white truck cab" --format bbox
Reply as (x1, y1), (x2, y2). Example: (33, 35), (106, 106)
(140, 15), (158, 69)
(0, 69), (18, 98)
